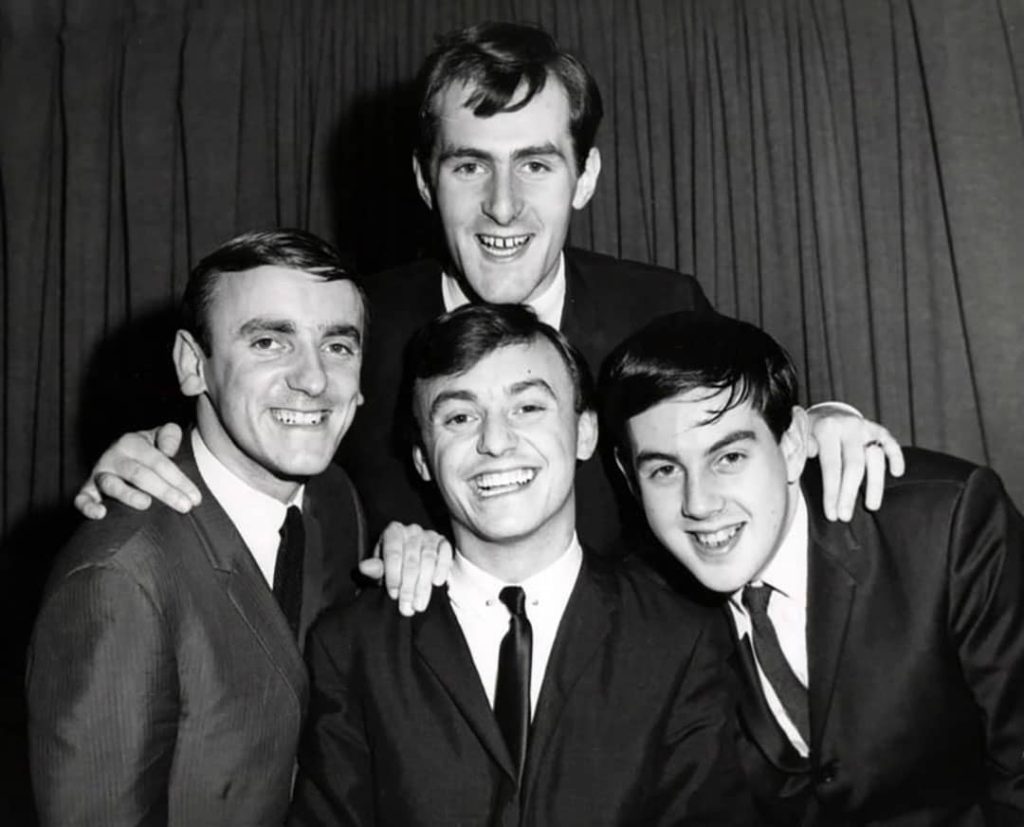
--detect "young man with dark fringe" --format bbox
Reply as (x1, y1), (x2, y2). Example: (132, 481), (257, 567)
(603, 311), (1024, 825)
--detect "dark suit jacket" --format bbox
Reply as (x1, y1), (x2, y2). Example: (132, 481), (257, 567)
(732, 449), (1024, 826)
(342, 248), (710, 550)
(288, 554), (754, 827)
(27, 436), (366, 827)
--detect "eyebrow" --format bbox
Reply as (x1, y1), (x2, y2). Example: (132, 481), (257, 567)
(633, 429), (758, 467)
(436, 142), (566, 165)
(427, 390), (478, 420)
(237, 318), (362, 344)
(426, 377), (558, 419)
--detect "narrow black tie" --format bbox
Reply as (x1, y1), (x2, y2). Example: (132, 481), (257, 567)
(494, 586), (532, 779)
(742, 584), (810, 744)
(273, 506), (305, 640)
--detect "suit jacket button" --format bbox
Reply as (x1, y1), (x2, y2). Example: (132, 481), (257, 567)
(815, 760), (838, 785)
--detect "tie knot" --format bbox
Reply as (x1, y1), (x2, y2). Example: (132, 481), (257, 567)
(499, 586), (527, 617)
(742, 583), (773, 616)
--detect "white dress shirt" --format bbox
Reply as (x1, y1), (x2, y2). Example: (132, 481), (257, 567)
(441, 253), (567, 329)
(446, 535), (582, 717)
(191, 430), (303, 587)
(728, 493), (811, 756)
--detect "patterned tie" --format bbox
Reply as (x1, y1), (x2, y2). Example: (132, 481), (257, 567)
(272, 506), (305, 640)
(742, 584), (810, 744)
(494, 585), (532, 779)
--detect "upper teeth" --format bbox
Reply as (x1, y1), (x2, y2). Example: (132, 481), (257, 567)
(478, 234), (529, 251)
(692, 525), (741, 548)
(474, 468), (535, 494)
(273, 409), (326, 426)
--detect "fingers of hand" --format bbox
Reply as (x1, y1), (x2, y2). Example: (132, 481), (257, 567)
(835, 428), (868, 522)
(73, 486), (107, 520)
(863, 444), (887, 511)
(154, 423), (185, 458)
(378, 522), (409, 600)
(814, 421), (843, 521)
(96, 471), (153, 512)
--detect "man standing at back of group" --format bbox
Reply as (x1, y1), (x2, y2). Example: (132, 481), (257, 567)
(75, 22), (902, 595)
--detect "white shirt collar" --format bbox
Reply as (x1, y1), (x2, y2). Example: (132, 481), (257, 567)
(447, 531), (582, 610)
(440, 253), (567, 329)
(730, 491), (808, 612)
(191, 429), (303, 586)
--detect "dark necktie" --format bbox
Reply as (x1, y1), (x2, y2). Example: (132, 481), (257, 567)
(494, 585), (532, 779)
(273, 506), (305, 640)
(742, 583), (810, 744)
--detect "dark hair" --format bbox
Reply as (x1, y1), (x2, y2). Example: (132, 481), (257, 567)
(601, 311), (799, 454)
(415, 21), (603, 175)
(408, 303), (594, 426)
(181, 228), (363, 353)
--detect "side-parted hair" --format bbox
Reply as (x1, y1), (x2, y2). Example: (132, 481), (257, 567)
(415, 21), (603, 175)
(601, 311), (799, 455)
(181, 228), (364, 354)
(407, 303), (594, 428)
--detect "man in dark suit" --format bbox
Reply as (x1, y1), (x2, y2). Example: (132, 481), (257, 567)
(72, 23), (902, 595)
(27, 229), (369, 826)
(288, 304), (755, 826)
(602, 311), (1024, 825)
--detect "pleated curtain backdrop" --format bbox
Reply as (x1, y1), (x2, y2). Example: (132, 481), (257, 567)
(1, 0), (1023, 817)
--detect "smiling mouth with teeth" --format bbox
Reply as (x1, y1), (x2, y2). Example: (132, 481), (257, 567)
(472, 467), (537, 497)
(689, 524), (743, 551)
(477, 234), (531, 255)
(271, 409), (329, 426)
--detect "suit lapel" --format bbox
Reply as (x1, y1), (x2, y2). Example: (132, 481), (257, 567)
(524, 558), (615, 785)
(412, 593), (518, 781)
(805, 502), (860, 749)
(180, 438), (308, 707)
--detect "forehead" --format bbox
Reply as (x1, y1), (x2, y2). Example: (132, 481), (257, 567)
(432, 77), (574, 154)
(416, 338), (574, 408)
(626, 389), (769, 453)
(207, 265), (364, 334)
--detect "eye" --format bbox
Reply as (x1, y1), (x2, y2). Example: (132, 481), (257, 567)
(251, 336), (283, 352)
(324, 340), (358, 357)
(441, 411), (478, 429)
(643, 463), (680, 482)
(515, 401), (547, 416)
(452, 161), (485, 178)
(520, 159), (553, 176)
(715, 451), (747, 471)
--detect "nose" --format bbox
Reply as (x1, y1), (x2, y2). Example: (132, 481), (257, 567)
(477, 413), (517, 456)
(482, 167), (522, 225)
(681, 471), (724, 520)
(287, 344), (328, 397)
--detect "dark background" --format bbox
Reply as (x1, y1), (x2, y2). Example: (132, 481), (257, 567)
(2, 0), (1023, 820)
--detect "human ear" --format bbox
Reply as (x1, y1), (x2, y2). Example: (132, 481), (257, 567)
(571, 147), (602, 210)
(781, 407), (810, 484)
(173, 330), (208, 397)
(412, 444), (433, 483)
(412, 154), (434, 211)
(575, 410), (599, 461)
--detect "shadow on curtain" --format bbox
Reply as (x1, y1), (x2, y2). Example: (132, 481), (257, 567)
(1, 0), (1022, 820)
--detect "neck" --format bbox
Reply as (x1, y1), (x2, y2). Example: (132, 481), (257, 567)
(453, 513), (576, 583)
(195, 405), (302, 504)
